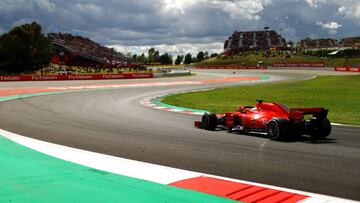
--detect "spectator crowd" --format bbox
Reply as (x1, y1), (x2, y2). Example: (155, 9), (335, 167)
(224, 30), (287, 54)
(299, 37), (360, 49)
(225, 29), (360, 55)
(48, 33), (131, 67)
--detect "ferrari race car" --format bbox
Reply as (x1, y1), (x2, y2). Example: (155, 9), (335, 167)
(194, 100), (331, 140)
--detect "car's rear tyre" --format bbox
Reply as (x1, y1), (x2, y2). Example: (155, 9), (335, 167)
(309, 118), (331, 139)
(267, 119), (289, 140)
(201, 113), (218, 130)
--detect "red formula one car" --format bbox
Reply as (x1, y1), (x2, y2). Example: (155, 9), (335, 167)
(194, 100), (331, 140)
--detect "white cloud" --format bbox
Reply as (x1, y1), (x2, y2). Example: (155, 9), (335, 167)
(160, 0), (196, 16)
(338, 4), (360, 19)
(35, 0), (56, 13)
(305, 0), (325, 8)
(317, 21), (342, 30)
(316, 21), (342, 35)
(212, 0), (271, 20)
(323, 22), (342, 30)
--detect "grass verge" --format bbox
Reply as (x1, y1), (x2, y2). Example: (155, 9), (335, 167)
(162, 75), (360, 125)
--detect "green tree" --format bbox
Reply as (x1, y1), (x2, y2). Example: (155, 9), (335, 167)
(138, 53), (146, 63)
(191, 56), (197, 63)
(175, 55), (184, 65)
(204, 51), (209, 60)
(154, 50), (160, 62)
(184, 53), (192, 64)
(132, 54), (138, 62)
(148, 48), (155, 62)
(159, 53), (173, 65)
(147, 48), (161, 63)
(0, 22), (52, 73)
(210, 53), (218, 58)
(196, 51), (205, 62)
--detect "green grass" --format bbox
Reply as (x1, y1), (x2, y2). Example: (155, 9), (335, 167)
(163, 75), (360, 125)
(197, 53), (360, 67)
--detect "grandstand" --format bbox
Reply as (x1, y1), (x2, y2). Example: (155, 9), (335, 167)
(299, 38), (337, 49)
(224, 30), (287, 55)
(299, 37), (360, 50)
(48, 33), (134, 68)
(339, 37), (360, 48)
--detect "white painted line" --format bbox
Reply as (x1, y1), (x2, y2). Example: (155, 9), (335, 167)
(169, 109), (184, 112)
(300, 198), (328, 203)
(0, 128), (357, 203)
(188, 112), (204, 115)
(154, 106), (166, 110)
(332, 123), (360, 128)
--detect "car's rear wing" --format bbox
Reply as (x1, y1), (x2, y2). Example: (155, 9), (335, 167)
(289, 108), (329, 120)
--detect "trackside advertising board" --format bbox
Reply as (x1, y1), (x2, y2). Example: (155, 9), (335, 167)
(272, 62), (325, 67)
(334, 67), (360, 72)
(196, 65), (267, 69)
(0, 73), (153, 82)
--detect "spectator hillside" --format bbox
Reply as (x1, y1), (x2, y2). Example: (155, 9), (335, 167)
(299, 38), (337, 49)
(299, 37), (360, 49)
(48, 33), (132, 67)
(224, 30), (287, 55)
(339, 37), (360, 48)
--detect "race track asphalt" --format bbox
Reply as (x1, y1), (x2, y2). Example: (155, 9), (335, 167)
(0, 69), (359, 200)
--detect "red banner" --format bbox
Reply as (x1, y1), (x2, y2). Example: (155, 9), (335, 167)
(272, 62), (325, 68)
(334, 67), (360, 72)
(0, 73), (153, 82)
(350, 67), (360, 72)
(196, 65), (267, 70)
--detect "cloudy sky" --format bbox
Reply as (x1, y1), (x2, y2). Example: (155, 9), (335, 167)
(0, 0), (360, 56)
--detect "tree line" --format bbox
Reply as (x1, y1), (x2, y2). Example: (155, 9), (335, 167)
(131, 48), (218, 65)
